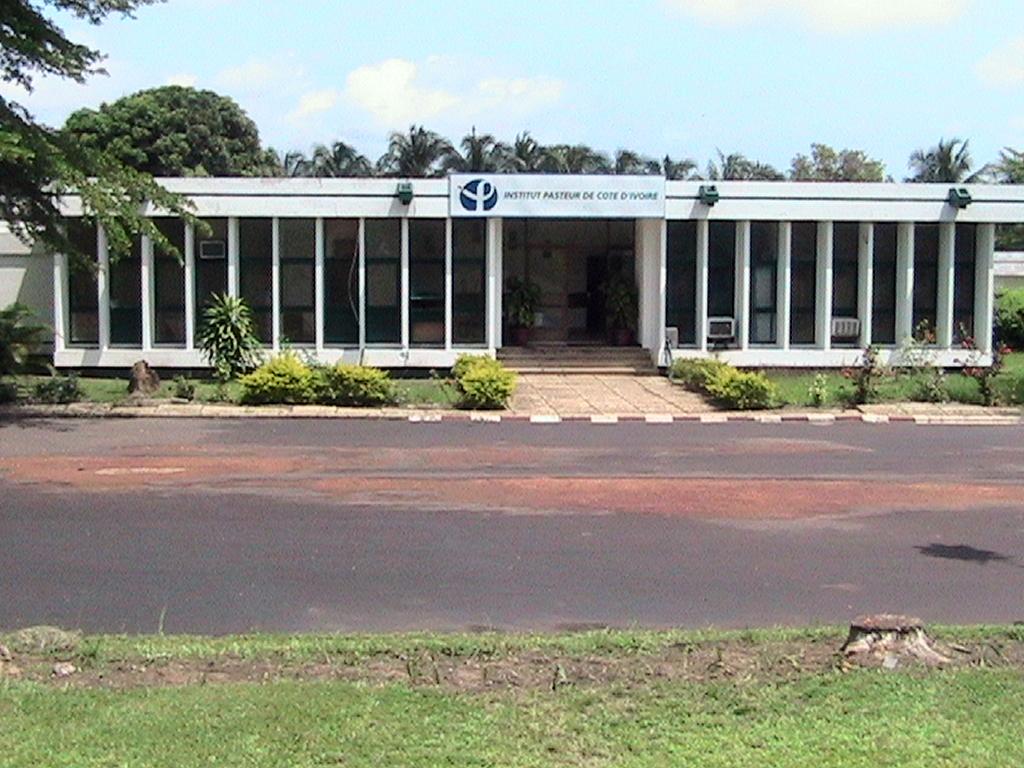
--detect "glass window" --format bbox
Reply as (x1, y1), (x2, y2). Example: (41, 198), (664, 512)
(66, 219), (98, 346)
(953, 224), (977, 343)
(408, 219), (446, 346)
(279, 218), (315, 345)
(152, 218), (185, 346)
(195, 218), (228, 344)
(832, 222), (860, 346)
(452, 219), (486, 345)
(790, 222), (817, 345)
(666, 221), (697, 345)
(239, 218), (273, 343)
(365, 219), (401, 344)
(708, 222), (735, 319)
(750, 222), (778, 345)
(913, 224), (939, 340)
(324, 219), (360, 345)
(871, 223), (898, 345)
(109, 236), (142, 346)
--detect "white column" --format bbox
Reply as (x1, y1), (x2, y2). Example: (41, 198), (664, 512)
(777, 222), (792, 350)
(314, 218), (324, 353)
(486, 217), (503, 351)
(657, 218), (668, 361)
(227, 217), (239, 297)
(271, 217), (281, 351)
(400, 218), (410, 350)
(937, 222), (956, 348)
(634, 220), (646, 344)
(444, 218), (453, 351)
(974, 223), (996, 355)
(696, 219), (709, 352)
(357, 218), (366, 350)
(184, 222), (196, 350)
(53, 252), (67, 353)
(816, 221), (833, 350)
(735, 220), (751, 350)
(97, 225), (111, 351)
(141, 235), (154, 350)
(857, 223), (873, 348)
(896, 223), (915, 343)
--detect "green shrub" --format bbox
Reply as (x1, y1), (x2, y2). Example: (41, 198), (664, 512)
(704, 367), (779, 410)
(996, 289), (1024, 349)
(808, 373), (829, 407)
(452, 355), (517, 410)
(197, 294), (262, 382)
(0, 303), (47, 377)
(314, 363), (396, 407)
(0, 380), (19, 404)
(998, 370), (1024, 405)
(239, 353), (314, 405)
(171, 375), (196, 401)
(32, 373), (82, 404)
(670, 358), (730, 391)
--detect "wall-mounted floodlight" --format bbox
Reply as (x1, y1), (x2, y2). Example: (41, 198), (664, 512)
(947, 187), (972, 209)
(396, 182), (414, 205)
(698, 185), (720, 207)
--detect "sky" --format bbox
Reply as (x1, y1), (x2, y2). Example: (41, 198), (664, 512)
(7, 0), (1024, 176)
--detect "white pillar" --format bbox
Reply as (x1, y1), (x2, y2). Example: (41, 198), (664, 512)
(97, 225), (111, 351)
(486, 217), (503, 351)
(227, 217), (239, 297)
(141, 235), (154, 350)
(657, 218), (667, 362)
(357, 218), (366, 350)
(400, 218), (410, 350)
(816, 221), (833, 350)
(696, 219), (709, 352)
(857, 223), (873, 348)
(444, 218), (453, 351)
(778, 222), (791, 350)
(896, 223), (915, 343)
(314, 217), (325, 353)
(271, 217), (281, 351)
(937, 222), (955, 348)
(734, 221), (751, 350)
(184, 222), (196, 350)
(974, 223), (996, 355)
(53, 252), (67, 353)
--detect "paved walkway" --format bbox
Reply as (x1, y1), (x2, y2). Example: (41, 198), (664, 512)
(509, 374), (712, 417)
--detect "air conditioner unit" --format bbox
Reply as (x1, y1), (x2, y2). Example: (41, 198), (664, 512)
(199, 240), (226, 260)
(831, 317), (861, 339)
(665, 327), (679, 349)
(707, 316), (736, 340)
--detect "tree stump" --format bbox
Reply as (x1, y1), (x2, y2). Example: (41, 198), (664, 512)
(128, 360), (161, 396)
(841, 614), (950, 667)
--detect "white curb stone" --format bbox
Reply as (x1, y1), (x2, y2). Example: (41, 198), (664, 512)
(470, 413), (502, 423)
(530, 414), (562, 424)
(590, 415), (619, 424)
(644, 414), (674, 423)
(699, 414), (729, 423)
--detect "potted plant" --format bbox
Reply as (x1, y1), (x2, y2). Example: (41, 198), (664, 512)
(604, 273), (638, 346)
(505, 277), (540, 346)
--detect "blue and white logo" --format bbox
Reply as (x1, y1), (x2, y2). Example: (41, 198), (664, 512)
(459, 178), (498, 212)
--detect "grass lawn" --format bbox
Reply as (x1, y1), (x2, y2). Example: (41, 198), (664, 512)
(2, 626), (1024, 767)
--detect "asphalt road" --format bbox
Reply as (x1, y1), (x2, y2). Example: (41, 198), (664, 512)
(1, 416), (1023, 634)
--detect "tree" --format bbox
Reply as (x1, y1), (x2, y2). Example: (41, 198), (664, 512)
(506, 132), (546, 172)
(994, 148), (1024, 249)
(376, 125), (455, 177)
(2, 0), (195, 262)
(663, 155), (698, 180)
(303, 142), (372, 177)
(540, 144), (612, 174)
(63, 85), (276, 177)
(444, 127), (511, 172)
(906, 138), (986, 183)
(790, 143), (886, 182)
(613, 149), (661, 175)
(707, 150), (784, 181)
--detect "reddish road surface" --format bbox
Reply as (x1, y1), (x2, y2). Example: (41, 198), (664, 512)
(1, 417), (1023, 633)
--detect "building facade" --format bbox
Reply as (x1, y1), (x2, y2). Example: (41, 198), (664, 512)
(44, 175), (1024, 370)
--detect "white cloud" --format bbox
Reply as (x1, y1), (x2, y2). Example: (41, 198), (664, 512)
(664, 0), (969, 32)
(166, 73), (197, 88)
(288, 88), (339, 123)
(215, 57), (305, 94)
(344, 58), (564, 127)
(977, 37), (1024, 88)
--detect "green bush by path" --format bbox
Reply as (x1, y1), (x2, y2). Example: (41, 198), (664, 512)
(671, 358), (779, 410)
(313, 363), (397, 407)
(452, 354), (517, 410)
(238, 353), (316, 405)
(31, 373), (82, 404)
(996, 289), (1024, 349)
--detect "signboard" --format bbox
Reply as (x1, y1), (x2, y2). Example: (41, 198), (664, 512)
(449, 174), (665, 219)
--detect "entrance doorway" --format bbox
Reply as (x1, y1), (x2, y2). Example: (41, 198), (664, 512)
(502, 219), (636, 345)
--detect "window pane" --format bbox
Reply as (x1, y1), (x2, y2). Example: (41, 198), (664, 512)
(324, 219), (360, 345)
(832, 222), (860, 346)
(750, 222), (778, 344)
(365, 219), (401, 344)
(409, 219), (446, 346)
(279, 218), (315, 344)
(239, 218), (273, 342)
(109, 236), (141, 346)
(913, 224), (939, 339)
(790, 222), (817, 345)
(708, 222), (735, 319)
(66, 219), (99, 345)
(153, 218), (185, 345)
(871, 223), (897, 345)
(953, 224), (976, 343)
(195, 218), (228, 345)
(453, 219), (486, 345)
(666, 221), (697, 345)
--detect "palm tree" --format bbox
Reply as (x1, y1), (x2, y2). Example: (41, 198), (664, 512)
(376, 125), (456, 177)
(614, 149), (662, 175)
(308, 142), (372, 177)
(280, 150), (310, 177)
(662, 155), (699, 180)
(707, 150), (784, 181)
(540, 144), (612, 174)
(444, 127), (511, 172)
(906, 138), (985, 183)
(507, 132), (545, 172)
(994, 147), (1024, 184)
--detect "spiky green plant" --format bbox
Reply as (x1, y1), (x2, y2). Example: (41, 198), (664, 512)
(0, 303), (47, 377)
(197, 294), (262, 382)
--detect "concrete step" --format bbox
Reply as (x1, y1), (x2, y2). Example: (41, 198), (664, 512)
(498, 346), (657, 374)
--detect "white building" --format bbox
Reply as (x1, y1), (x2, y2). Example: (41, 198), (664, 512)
(15, 175), (1024, 370)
